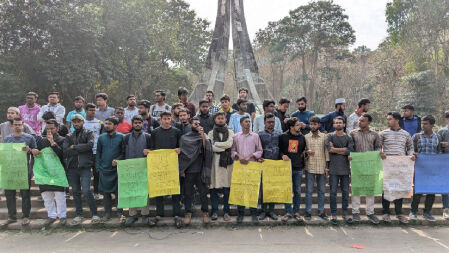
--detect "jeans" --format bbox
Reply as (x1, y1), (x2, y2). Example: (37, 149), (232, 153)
(155, 195), (181, 217)
(210, 188), (230, 214)
(237, 206), (257, 216)
(103, 191), (123, 216)
(442, 194), (449, 209)
(184, 172), (209, 213)
(306, 172), (325, 213)
(330, 174), (349, 216)
(92, 158), (99, 194)
(67, 168), (98, 216)
(285, 170), (303, 214)
(411, 194), (435, 214)
(5, 189), (31, 220)
(382, 194), (403, 215)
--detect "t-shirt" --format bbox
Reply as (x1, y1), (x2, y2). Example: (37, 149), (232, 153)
(150, 104), (172, 120)
(150, 127), (181, 150)
(3, 133), (37, 149)
(232, 102), (256, 116)
(124, 107), (139, 123)
(66, 109), (86, 132)
(116, 121), (132, 134)
(95, 107), (115, 122)
(325, 133), (354, 175)
(83, 118), (103, 154)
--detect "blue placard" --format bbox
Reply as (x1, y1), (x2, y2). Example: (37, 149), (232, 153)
(414, 154), (449, 194)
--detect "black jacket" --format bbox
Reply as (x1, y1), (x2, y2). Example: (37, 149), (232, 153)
(279, 130), (306, 170)
(37, 135), (66, 192)
(197, 112), (214, 134)
(63, 128), (94, 170)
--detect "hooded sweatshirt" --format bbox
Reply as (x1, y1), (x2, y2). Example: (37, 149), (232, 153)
(279, 130), (306, 170)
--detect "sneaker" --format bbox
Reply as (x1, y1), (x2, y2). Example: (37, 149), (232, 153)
(443, 208), (449, 220)
(281, 213), (292, 222)
(22, 218), (31, 226)
(236, 215), (244, 223)
(94, 193), (104, 200)
(367, 214), (379, 224)
(268, 212), (278, 221)
(141, 216), (149, 225)
(258, 212), (267, 220)
(423, 212), (436, 222)
(184, 213), (192, 225)
(119, 215), (127, 224)
(251, 214), (259, 223)
(71, 216), (83, 225)
(294, 213), (304, 222)
(43, 218), (56, 227)
(344, 216), (353, 224)
(65, 192), (71, 199)
(1, 218), (17, 227)
(409, 212), (418, 220)
(59, 218), (67, 226)
(91, 215), (101, 224)
(211, 213), (218, 221)
(223, 213), (231, 222)
(304, 212), (312, 221)
(319, 212), (329, 221)
(330, 215), (338, 225)
(382, 214), (391, 223)
(397, 215), (409, 224)
(102, 213), (111, 222)
(125, 217), (138, 226)
(352, 213), (361, 222)
(202, 212), (211, 224)
(174, 217), (183, 229)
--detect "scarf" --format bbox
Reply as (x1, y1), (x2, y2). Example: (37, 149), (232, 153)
(212, 124), (233, 167)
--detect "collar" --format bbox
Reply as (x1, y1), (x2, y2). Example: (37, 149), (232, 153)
(221, 107), (233, 113)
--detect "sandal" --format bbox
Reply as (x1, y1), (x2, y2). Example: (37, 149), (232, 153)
(282, 213), (292, 222)
(174, 217), (183, 229)
(294, 213), (304, 222)
(149, 216), (160, 227)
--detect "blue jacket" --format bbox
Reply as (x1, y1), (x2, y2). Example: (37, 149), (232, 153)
(320, 111), (347, 133)
(291, 110), (316, 135)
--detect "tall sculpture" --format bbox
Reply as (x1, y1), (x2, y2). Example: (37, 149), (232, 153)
(190, 0), (273, 105)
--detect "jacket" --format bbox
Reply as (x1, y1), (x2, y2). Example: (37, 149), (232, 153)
(63, 128), (95, 170)
(279, 130), (307, 170)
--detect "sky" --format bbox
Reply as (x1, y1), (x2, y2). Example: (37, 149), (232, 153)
(185, 0), (390, 50)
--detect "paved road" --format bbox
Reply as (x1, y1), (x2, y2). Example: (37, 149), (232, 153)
(1, 226), (449, 252)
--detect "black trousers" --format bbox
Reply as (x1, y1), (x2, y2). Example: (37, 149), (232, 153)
(184, 172), (209, 213)
(103, 191), (123, 215)
(5, 189), (31, 219)
(382, 193), (403, 215)
(155, 195), (181, 217)
(411, 194), (435, 214)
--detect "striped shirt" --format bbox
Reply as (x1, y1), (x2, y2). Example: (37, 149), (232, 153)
(350, 128), (381, 152)
(379, 128), (414, 156)
(304, 132), (329, 174)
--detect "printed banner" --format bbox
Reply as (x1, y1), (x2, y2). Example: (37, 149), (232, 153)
(262, 159), (292, 203)
(382, 156), (414, 201)
(117, 158), (149, 208)
(414, 154), (449, 194)
(0, 143), (29, 190)
(229, 161), (262, 208)
(350, 151), (383, 196)
(33, 147), (69, 187)
(147, 149), (180, 198)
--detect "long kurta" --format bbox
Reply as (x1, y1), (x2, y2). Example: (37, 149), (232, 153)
(208, 129), (234, 189)
(96, 132), (124, 193)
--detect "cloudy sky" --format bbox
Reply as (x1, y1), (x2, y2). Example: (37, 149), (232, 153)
(185, 0), (390, 50)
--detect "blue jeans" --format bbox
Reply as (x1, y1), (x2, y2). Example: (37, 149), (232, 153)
(67, 168), (98, 217)
(330, 174), (349, 216)
(443, 194), (449, 209)
(210, 188), (230, 214)
(285, 170), (303, 214)
(306, 172), (325, 213)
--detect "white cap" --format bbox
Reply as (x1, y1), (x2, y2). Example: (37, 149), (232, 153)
(335, 98), (346, 104)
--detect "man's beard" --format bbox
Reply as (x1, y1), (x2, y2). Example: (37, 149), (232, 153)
(215, 123), (226, 128)
(191, 127), (198, 132)
(299, 107), (306, 112)
(7, 119), (13, 124)
(311, 128), (319, 133)
(134, 128), (142, 133)
(106, 129), (114, 133)
(335, 127), (344, 131)
(337, 108), (344, 114)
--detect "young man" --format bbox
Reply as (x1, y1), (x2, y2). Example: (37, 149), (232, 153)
(410, 115), (441, 221)
(208, 112), (234, 222)
(349, 113), (381, 224)
(220, 95), (235, 124)
(279, 117), (307, 222)
(229, 99), (252, 134)
(326, 116), (354, 224)
(304, 116), (329, 221)
(1, 118), (37, 227)
(257, 113), (280, 221)
(137, 100), (159, 134)
(0, 107), (35, 142)
(35, 119), (67, 227)
(174, 108), (191, 135)
(95, 93), (115, 122)
(124, 95), (139, 123)
(121, 115), (152, 226)
(19, 91), (42, 136)
(170, 103), (184, 124)
(178, 87), (196, 116)
(149, 111), (183, 228)
(37, 92), (66, 131)
(197, 100), (214, 134)
(41, 111), (69, 137)
(379, 111), (414, 224)
(437, 111), (449, 220)
(205, 90), (221, 115)
(253, 99), (282, 134)
(66, 96), (86, 132)
(96, 116), (125, 222)
(114, 107), (132, 134)
(291, 97), (316, 135)
(274, 97), (290, 132)
(63, 114), (100, 225)
(232, 88), (256, 121)
(320, 98), (347, 133)
(346, 98), (370, 134)
(231, 116), (263, 223)
(83, 103), (104, 200)
(400, 104), (421, 137)
(150, 90), (171, 121)
(179, 117), (213, 225)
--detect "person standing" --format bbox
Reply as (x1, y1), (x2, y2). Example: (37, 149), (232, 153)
(346, 98), (370, 134)
(96, 116), (125, 222)
(19, 92), (42, 136)
(41, 111), (69, 137)
(219, 95), (235, 124)
(170, 103), (184, 124)
(0, 107), (35, 142)
(1, 118), (37, 227)
(208, 112), (234, 222)
(150, 90), (171, 121)
(232, 88), (256, 121)
(231, 116), (263, 223)
(409, 115), (441, 222)
(63, 114), (100, 225)
(124, 95), (139, 124)
(274, 97), (290, 133)
(114, 107), (132, 134)
(121, 115), (152, 226)
(95, 93), (115, 122)
(304, 116), (329, 221)
(379, 111), (414, 224)
(197, 100), (214, 134)
(320, 98), (347, 133)
(66, 96), (86, 133)
(279, 117), (306, 222)
(400, 104), (421, 136)
(291, 97), (316, 135)
(349, 113), (381, 224)
(326, 116), (354, 224)
(37, 92), (66, 131)
(253, 99), (282, 134)
(205, 90), (221, 115)
(229, 99), (252, 134)
(178, 87), (196, 116)
(437, 111), (449, 220)
(174, 108), (191, 135)
(137, 100), (160, 134)
(257, 113), (280, 221)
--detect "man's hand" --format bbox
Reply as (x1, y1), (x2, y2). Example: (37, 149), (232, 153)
(306, 150), (315, 156)
(410, 155), (416, 161)
(257, 158), (264, 163)
(380, 152), (387, 160)
(143, 149), (150, 156)
(112, 160), (117, 166)
(181, 172), (185, 177)
(442, 142), (449, 148)
(175, 148), (181, 155)
(282, 155), (290, 161)
(22, 146), (30, 152)
(70, 145), (75, 150)
(299, 122), (306, 129)
(46, 134), (55, 146)
(324, 170), (329, 177)
(283, 118), (289, 124)
(348, 156), (352, 161)
(238, 155), (248, 164)
(31, 149), (41, 156)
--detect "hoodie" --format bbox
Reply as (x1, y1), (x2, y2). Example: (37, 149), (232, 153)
(279, 130), (306, 170)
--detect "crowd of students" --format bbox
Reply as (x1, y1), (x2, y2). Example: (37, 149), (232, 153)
(0, 86), (449, 229)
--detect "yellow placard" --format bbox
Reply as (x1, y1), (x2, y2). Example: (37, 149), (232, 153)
(262, 159), (292, 204)
(228, 161), (262, 208)
(147, 149), (180, 198)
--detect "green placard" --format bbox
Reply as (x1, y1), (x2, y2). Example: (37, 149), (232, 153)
(350, 151), (383, 196)
(33, 147), (69, 187)
(0, 143), (29, 190)
(117, 158), (149, 209)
